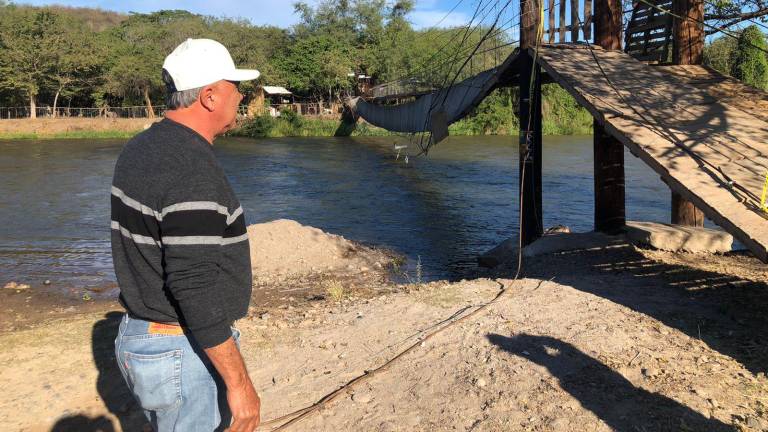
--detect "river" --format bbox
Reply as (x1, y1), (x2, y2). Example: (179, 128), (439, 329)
(0, 135), (682, 295)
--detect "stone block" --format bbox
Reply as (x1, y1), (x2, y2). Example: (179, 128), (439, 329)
(624, 221), (732, 253)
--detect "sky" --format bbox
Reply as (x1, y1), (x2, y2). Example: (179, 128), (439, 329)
(13, 0), (480, 29)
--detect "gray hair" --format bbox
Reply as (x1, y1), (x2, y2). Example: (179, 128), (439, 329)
(161, 68), (204, 110)
(165, 87), (203, 110)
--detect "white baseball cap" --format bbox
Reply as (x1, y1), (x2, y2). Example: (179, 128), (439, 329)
(162, 38), (260, 91)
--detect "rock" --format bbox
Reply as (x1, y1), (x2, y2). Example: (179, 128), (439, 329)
(260, 313), (271, 320)
(477, 238), (518, 268)
(544, 224), (571, 234)
(746, 417), (765, 430)
(550, 418), (570, 430)
(4, 282), (18, 289)
(625, 221), (733, 253)
(642, 367), (659, 378)
(351, 392), (372, 403)
(273, 320), (288, 329)
(43, 280), (51, 285)
(692, 387), (708, 398)
(708, 398), (718, 409)
(476, 378), (487, 388)
(373, 262), (383, 269)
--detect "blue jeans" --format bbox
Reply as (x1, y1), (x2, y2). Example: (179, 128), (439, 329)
(115, 314), (240, 432)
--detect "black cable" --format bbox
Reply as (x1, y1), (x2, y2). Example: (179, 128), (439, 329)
(419, 0), (517, 153)
(379, 2), (548, 91)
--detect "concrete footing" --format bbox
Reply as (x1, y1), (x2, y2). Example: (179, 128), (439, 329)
(624, 221), (732, 253)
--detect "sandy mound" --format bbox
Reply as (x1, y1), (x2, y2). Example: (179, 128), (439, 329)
(247, 219), (394, 279)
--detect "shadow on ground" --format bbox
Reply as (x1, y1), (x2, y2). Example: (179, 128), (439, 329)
(487, 333), (735, 431)
(490, 244), (768, 375)
(49, 312), (146, 432)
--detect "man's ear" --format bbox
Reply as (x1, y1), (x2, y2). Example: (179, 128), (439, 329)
(199, 85), (216, 112)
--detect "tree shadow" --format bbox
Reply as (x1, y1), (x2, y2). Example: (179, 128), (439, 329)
(492, 244), (768, 375)
(487, 333), (735, 431)
(49, 311), (146, 432)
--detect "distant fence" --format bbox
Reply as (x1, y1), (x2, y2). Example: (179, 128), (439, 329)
(0, 105), (168, 120)
(1, 102), (343, 120)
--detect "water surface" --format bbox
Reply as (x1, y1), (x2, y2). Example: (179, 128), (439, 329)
(0, 135), (682, 293)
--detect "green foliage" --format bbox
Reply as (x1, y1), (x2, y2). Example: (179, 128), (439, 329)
(236, 113), (275, 137)
(704, 34), (738, 74)
(233, 84), (592, 138)
(730, 25), (768, 90)
(541, 84), (593, 135)
(448, 85), (592, 136)
(450, 88), (517, 135)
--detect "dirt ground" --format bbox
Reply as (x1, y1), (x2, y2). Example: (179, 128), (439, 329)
(2, 231), (768, 431)
(0, 118), (159, 136)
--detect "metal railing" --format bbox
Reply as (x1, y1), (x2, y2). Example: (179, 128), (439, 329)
(2, 103), (342, 120)
(0, 105), (168, 120)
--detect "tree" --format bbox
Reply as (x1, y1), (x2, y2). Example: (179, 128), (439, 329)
(730, 25), (768, 90)
(275, 34), (355, 98)
(48, 14), (105, 115)
(101, 10), (207, 117)
(207, 19), (289, 95)
(0, 7), (64, 118)
(704, 34), (738, 74)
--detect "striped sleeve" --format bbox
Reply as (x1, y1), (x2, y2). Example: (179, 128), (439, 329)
(160, 198), (244, 349)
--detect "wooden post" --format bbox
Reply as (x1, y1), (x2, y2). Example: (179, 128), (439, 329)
(673, 0), (704, 65)
(548, 0), (555, 43)
(671, 0), (705, 226)
(593, 0), (625, 232)
(559, 0), (566, 42)
(247, 87), (265, 118)
(519, 0), (543, 247)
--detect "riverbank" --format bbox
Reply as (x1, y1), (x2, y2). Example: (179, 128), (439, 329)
(0, 118), (160, 139)
(0, 110), (593, 140)
(2, 223), (767, 431)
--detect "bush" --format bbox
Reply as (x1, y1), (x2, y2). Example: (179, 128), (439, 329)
(731, 25), (768, 90)
(236, 114), (274, 137)
(279, 108), (303, 129)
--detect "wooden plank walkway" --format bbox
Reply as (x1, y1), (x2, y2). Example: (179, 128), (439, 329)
(656, 65), (768, 124)
(535, 44), (768, 261)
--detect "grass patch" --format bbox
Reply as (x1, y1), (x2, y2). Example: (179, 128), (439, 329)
(323, 279), (346, 302)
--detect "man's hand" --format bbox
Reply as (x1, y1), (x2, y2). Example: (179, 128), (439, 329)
(227, 379), (261, 432)
(204, 337), (261, 431)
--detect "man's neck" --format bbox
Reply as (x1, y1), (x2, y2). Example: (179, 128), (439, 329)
(165, 110), (216, 144)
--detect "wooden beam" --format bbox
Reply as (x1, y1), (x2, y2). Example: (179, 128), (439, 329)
(520, 0), (544, 246)
(593, 0), (625, 232)
(571, 0), (580, 41)
(671, 0), (705, 226)
(672, 192), (705, 225)
(559, 0), (566, 42)
(595, 0), (622, 50)
(548, 0), (555, 42)
(673, 0), (704, 65)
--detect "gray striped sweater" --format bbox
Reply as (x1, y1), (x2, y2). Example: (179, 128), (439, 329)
(111, 119), (252, 348)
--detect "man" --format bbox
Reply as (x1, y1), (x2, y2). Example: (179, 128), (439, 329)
(110, 38), (261, 431)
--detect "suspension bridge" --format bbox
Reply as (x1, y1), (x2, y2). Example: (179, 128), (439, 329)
(345, 0), (768, 262)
